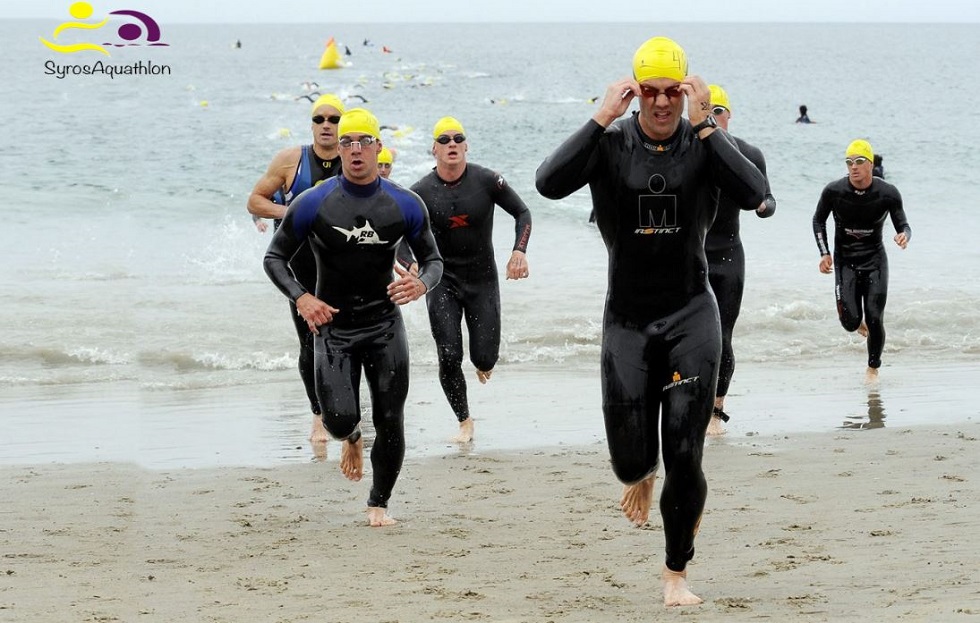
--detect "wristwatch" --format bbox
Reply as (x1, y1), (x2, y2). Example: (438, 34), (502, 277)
(691, 115), (717, 136)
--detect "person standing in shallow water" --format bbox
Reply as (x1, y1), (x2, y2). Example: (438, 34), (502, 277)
(536, 36), (766, 606)
(812, 138), (910, 383)
(704, 84), (777, 436)
(264, 108), (443, 527)
(404, 116), (532, 444)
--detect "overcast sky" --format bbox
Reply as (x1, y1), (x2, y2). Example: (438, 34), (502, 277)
(8, 0), (980, 23)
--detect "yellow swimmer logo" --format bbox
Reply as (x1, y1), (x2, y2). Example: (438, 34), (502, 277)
(40, 2), (168, 57)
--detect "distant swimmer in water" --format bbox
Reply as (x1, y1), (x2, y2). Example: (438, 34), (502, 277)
(235, 39), (241, 49)
(873, 154), (885, 179)
(796, 104), (813, 123)
(295, 92), (321, 103)
(348, 94), (369, 103)
(377, 146), (395, 179)
(812, 139), (911, 383)
(401, 116), (532, 444)
(588, 95), (599, 103)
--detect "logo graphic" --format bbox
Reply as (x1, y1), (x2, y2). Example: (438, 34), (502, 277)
(844, 228), (873, 240)
(40, 2), (168, 57)
(333, 220), (389, 245)
(635, 174), (681, 235)
(448, 215), (470, 229)
(663, 370), (700, 391)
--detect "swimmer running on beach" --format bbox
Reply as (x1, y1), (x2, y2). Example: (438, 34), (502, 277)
(812, 138), (910, 383)
(264, 108), (443, 526)
(403, 116), (532, 443)
(536, 36), (767, 606)
(704, 85), (776, 435)
(247, 94), (345, 449)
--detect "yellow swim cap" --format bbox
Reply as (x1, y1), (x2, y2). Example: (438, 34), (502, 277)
(378, 147), (394, 164)
(432, 116), (465, 139)
(845, 139), (874, 161)
(310, 94), (346, 116)
(338, 107), (381, 139)
(708, 84), (730, 111)
(632, 36), (688, 83)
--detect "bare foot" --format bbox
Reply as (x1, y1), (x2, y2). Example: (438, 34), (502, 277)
(310, 439), (327, 462)
(619, 475), (655, 527)
(309, 415), (329, 443)
(367, 507), (397, 527)
(476, 368), (493, 384)
(452, 418), (474, 443)
(865, 367), (879, 385)
(662, 567), (703, 606)
(706, 415), (727, 437)
(857, 322), (869, 338)
(339, 435), (363, 481)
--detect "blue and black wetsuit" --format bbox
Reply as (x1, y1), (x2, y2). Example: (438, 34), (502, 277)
(274, 146), (341, 417)
(812, 177), (910, 369)
(409, 164), (531, 423)
(705, 137), (775, 405)
(536, 114), (765, 573)
(264, 176), (443, 509)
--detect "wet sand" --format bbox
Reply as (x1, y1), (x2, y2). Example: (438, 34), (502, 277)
(2, 421), (979, 621)
(2, 358), (979, 620)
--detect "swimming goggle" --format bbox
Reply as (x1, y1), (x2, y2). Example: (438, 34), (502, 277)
(638, 85), (683, 99)
(338, 135), (377, 149)
(312, 115), (341, 125)
(435, 134), (466, 145)
(845, 157), (870, 166)
(711, 106), (728, 115)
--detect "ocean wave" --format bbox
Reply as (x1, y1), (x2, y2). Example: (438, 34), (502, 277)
(138, 350), (294, 372)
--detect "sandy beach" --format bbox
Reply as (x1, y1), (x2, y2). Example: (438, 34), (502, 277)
(2, 414), (979, 622)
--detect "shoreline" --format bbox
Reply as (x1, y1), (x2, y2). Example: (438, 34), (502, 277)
(1, 358), (978, 469)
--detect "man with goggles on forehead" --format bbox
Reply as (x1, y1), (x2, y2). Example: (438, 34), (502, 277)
(247, 94), (346, 451)
(703, 85), (777, 436)
(536, 36), (766, 607)
(812, 139), (911, 383)
(401, 116), (532, 444)
(264, 108), (443, 527)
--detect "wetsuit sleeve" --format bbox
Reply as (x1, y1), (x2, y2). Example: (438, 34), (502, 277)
(395, 241), (416, 270)
(535, 120), (605, 199)
(490, 174), (532, 253)
(742, 142), (776, 218)
(812, 186), (834, 256)
(263, 192), (319, 302)
(703, 130), (767, 211)
(888, 189), (912, 242)
(402, 201), (444, 292)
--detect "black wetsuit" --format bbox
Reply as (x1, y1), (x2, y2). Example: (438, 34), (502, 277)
(705, 137), (775, 402)
(536, 113), (766, 572)
(273, 146), (341, 417)
(264, 176), (443, 508)
(812, 177), (910, 369)
(409, 164), (532, 423)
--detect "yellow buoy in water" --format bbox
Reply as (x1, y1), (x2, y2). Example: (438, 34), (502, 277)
(319, 37), (343, 70)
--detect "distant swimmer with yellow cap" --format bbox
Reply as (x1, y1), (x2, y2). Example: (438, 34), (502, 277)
(536, 35), (767, 607)
(400, 116), (532, 444)
(247, 93), (347, 451)
(264, 107), (444, 527)
(812, 138), (911, 383)
(704, 84), (777, 436)
(377, 146), (396, 179)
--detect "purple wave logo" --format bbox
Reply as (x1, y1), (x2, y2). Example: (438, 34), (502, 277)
(40, 2), (169, 56)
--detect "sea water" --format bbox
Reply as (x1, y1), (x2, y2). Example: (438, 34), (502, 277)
(1, 21), (978, 466)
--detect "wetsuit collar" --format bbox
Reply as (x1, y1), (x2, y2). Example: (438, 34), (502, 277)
(632, 112), (681, 153)
(434, 164), (467, 186)
(340, 175), (381, 197)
